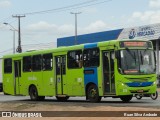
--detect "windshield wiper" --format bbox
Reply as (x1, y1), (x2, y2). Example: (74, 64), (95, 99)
(125, 47), (136, 64)
(140, 51), (143, 65)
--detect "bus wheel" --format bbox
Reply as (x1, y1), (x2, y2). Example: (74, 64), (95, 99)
(87, 84), (101, 102)
(29, 86), (39, 101)
(56, 96), (69, 101)
(120, 95), (133, 103)
(150, 91), (158, 100)
(135, 94), (143, 100)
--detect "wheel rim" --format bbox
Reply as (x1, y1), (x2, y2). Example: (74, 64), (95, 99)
(30, 87), (37, 100)
(32, 89), (37, 98)
(136, 95), (142, 99)
(151, 92), (157, 99)
(89, 88), (97, 98)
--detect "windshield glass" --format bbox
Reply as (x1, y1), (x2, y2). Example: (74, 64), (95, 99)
(118, 49), (156, 75)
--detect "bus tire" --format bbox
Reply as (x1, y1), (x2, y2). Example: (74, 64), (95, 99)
(120, 95), (133, 103)
(56, 96), (69, 101)
(87, 84), (101, 103)
(29, 85), (39, 101)
(135, 94), (143, 100)
(150, 91), (158, 100)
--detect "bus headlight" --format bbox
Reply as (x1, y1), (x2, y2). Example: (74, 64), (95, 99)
(153, 81), (157, 85)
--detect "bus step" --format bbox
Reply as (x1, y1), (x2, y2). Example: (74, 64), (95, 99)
(56, 95), (67, 97)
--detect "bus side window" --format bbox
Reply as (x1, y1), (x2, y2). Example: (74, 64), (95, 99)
(67, 50), (82, 69)
(32, 55), (42, 71)
(43, 53), (53, 71)
(4, 58), (12, 73)
(23, 56), (32, 72)
(83, 48), (99, 67)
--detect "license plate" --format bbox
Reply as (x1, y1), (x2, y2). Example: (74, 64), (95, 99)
(137, 90), (144, 93)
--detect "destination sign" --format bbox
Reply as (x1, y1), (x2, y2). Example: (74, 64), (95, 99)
(120, 41), (151, 48)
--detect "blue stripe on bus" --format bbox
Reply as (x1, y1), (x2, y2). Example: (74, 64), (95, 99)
(84, 67), (98, 87)
(84, 43), (98, 87)
(84, 43), (97, 49)
(126, 82), (153, 87)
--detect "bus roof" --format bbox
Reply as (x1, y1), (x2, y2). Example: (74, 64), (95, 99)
(3, 39), (149, 58)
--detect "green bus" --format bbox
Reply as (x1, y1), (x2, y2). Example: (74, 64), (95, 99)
(2, 40), (157, 102)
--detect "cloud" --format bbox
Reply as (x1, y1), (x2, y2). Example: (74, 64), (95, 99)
(149, 0), (160, 8)
(0, 0), (11, 8)
(25, 21), (75, 41)
(81, 20), (108, 33)
(26, 21), (55, 31)
(25, 20), (108, 37)
(131, 10), (160, 24)
(23, 20), (109, 46)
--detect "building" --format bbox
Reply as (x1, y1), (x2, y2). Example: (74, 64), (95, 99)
(57, 23), (160, 77)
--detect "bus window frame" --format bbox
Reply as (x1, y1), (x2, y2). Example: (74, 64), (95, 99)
(42, 53), (53, 71)
(67, 49), (83, 69)
(83, 48), (100, 68)
(32, 54), (42, 72)
(4, 58), (12, 74)
(23, 56), (32, 72)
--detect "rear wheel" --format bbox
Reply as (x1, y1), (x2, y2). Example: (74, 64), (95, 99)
(120, 95), (133, 103)
(29, 86), (38, 101)
(29, 86), (45, 101)
(87, 84), (101, 102)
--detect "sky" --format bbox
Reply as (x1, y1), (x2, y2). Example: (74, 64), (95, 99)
(0, 0), (160, 57)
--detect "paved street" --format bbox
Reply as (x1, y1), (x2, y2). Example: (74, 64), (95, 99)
(0, 93), (160, 109)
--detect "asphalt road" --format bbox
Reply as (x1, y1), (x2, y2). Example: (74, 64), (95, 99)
(0, 93), (160, 109)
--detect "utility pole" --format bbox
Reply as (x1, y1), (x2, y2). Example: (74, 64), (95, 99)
(12, 15), (25, 53)
(70, 12), (81, 45)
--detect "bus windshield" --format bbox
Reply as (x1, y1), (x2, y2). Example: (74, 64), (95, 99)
(118, 49), (156, 75)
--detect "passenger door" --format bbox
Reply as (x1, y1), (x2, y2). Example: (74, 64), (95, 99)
(42, 53), (55, 96)
(55, 55), (67, 95)
(102, 51), (115, 94)
(14, 60), (21, 95)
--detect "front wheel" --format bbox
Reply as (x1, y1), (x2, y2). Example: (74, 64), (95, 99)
(29, 86), (39, 101)
(150, 91), (158, 100)
(87, 84), (101, 103)
(120, 95), (133, 103)
(135, 94), (143, 100)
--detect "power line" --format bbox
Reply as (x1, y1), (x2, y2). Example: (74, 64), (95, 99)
(23, 0), (99, 15)
(0, 48), (13, 54)
(1, 0), (113, 26)
(0, 16), (12, 23)
(0, 0), (113, 55)
(0, 44), (56, 57)
(20, 0), (112, 16)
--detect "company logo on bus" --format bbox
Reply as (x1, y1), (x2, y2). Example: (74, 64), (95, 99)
(128, 27), (155, 39)
(129, 29), (136, 39)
